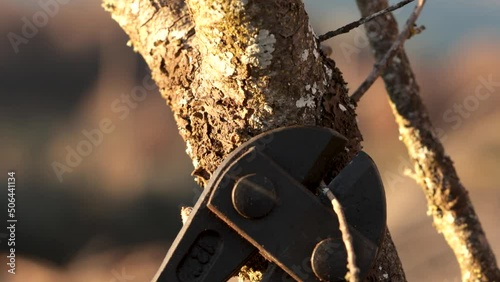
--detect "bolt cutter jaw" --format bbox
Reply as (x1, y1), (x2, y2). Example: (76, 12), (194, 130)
(153, 126), (386, 282)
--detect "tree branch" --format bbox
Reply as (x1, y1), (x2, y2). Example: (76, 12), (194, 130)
(103, 0), (407, 280)
(350, 0), (425, 103)
(355, 0), (500, 280)
(318, 0), (415, 42)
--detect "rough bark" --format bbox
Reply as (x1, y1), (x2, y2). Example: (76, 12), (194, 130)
(355, 0), (500, 281)
(103, 0), (406, 280)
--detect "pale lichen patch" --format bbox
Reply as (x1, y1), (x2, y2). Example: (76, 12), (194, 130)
(313, 48), (319, 59)
(242, 29), (276, 68)
(311, 82), (317, 94)
(186, 141), (200, 169)
(206, 52), (236, 77)
(192, 158), (199, 168)
(385, 72), (396, 80)
(445, 212), (456, 224)
(308, 22), (318, 39)
(179, 97), (189, 106)
(296, 95), (315, 108)
(170, 29), (190, 40)
(325, 66), (333, 78)
(249, 112), (265, 128)
(130, 1), (139, 15)
(263, 104), (273, 114)
(190, 0), (225, 27)
(186, 140), (193, 156)
(152, 28), (169, 44)
(301, 49), (309, 61)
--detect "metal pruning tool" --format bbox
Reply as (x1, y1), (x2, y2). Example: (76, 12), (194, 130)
(153, 126), (387, 282)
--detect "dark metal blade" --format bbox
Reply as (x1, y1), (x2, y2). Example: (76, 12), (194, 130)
(152, 187), (256, 282)
(326, 151), (387, 279)
(208, 148), (343, 281)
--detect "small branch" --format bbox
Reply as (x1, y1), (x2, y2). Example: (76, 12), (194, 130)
(322, 187), (359, 282)
(318, 0), (415, 42)
(350, 0), (426, 103)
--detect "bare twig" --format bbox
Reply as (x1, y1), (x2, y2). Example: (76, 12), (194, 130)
(322, 187), (359, 282)
(318, 0), (415, 42)
(350, 0), (426, 103)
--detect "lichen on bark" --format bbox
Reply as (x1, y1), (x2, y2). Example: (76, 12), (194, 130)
(103, 0), (406, 280)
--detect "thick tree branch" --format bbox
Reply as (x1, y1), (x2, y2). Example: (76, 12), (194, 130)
(355, 0), (500, 281)
(103, 0), (406, 280)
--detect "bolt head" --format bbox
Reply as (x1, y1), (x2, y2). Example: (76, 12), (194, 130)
(232, 174), (277, 219)
(311, 237), (348, 282)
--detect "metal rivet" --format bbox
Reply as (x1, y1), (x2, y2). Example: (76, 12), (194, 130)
(232, 174), (276, 219)
(311, 237), (347, 282)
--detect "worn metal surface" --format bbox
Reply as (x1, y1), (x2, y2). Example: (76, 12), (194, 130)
(153, 126), (386, 282)
(312, 152), (386, 280)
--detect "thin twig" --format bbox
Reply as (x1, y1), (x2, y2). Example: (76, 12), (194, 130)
(318, 0), (415, 42)
(350, 0), (426, 103)
(322, 187), (359, 282)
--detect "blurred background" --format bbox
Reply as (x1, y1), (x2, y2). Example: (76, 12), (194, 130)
(0, 0), (498, 281)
